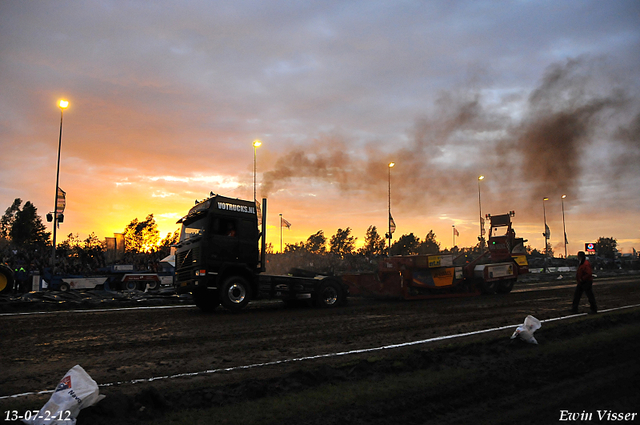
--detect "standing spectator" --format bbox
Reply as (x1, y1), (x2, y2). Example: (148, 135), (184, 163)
(14, 264), (27, 293)
(572, 251), (597, 314)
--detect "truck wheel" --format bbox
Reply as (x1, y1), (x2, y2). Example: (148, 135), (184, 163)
(0, 264), (14, 294)
(59, 282), (70, 292)
(497, 278), (516, 294)
(480, 280), (498, 295)
(124, 280), (138, 291)
(315, 280), (344, 308)
(146, 280), (160, 291)
(194, 287), (220, 312)
(220, 276), (251, 311)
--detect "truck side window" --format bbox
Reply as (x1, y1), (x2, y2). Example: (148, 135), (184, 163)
(225, 221), (236, 237)
(216, 218), (237, 237)
(239, 219), (257, 240)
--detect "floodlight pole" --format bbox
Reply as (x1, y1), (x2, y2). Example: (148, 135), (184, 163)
(562, 195), (567, 259)
(51, 101), (68, 274)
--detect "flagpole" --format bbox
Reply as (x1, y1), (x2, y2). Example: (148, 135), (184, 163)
(279, 214), (283, 253)
(388, 162), (394, 257)
(543, 197), (549, 257)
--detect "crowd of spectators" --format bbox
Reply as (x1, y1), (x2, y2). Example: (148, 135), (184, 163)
(1, 243), (171, 293)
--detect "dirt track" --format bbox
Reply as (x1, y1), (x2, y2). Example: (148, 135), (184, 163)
(1, 272), (639, 424)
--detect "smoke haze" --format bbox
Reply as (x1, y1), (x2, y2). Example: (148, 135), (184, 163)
(261, 57), (638, 223)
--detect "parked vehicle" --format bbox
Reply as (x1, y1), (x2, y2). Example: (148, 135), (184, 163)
(43, 262), (174, 292)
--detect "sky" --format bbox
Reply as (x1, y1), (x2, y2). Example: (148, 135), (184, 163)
(1, 0), (639, 256)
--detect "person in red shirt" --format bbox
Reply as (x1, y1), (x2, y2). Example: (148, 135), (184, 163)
(572, 251), (597, 314)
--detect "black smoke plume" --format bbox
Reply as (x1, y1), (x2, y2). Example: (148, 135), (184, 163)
(260, 57), (638, 221)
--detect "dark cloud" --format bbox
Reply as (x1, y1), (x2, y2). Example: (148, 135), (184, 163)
(261, 57), (639, 221)
(1, 1), (639, 250)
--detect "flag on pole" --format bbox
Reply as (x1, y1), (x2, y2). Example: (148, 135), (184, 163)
(56, 187), (66, 213)
(389, 213), (396, 234)
(282, 218), (291, 229)
(564, 232), (568, 245)
(453, 227), (459, 237)
(544, 224), (551, 238)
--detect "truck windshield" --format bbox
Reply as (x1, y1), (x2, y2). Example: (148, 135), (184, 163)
(491, 226), (508, 237)
(180, 217), (207, 241)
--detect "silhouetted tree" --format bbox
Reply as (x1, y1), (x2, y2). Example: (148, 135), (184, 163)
(123, 214), (160, 253)
(595, 237), (617, 259)
(158, 229), (180, 257)
(418, 230), (440, 254)
(284, 241), (305, 253)
(329, 228), (356, 257)
(9, 201), (50, 248)
(359, 225), (386, 257)
(305, 230), (327, 254)
(1, 198), (22, 239)
(391, 233), (421, 256)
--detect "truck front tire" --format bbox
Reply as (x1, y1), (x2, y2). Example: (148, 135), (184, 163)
(194, 287), (220, 312)
(220, 276), (251, 311)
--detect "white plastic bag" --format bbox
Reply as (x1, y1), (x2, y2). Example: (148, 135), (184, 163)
(23, 365), (104, 425)
(510, 315), (541, 345)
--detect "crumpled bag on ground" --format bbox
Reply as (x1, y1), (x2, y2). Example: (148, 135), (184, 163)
(511, 315), (541, 344)
(23, 365), (104, 425)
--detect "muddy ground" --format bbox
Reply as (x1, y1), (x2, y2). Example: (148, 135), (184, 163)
(1, 272), (639, 424)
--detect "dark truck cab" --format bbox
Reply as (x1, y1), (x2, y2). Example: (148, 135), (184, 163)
(174, 194), (347, 311)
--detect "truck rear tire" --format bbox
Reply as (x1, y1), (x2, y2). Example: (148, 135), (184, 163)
(146, 280), (160, 291)
(496, 278), (516, 294)
(59, 282), (70, 292)
(480, 280), (498, 295)
(314, 279), (344, 308)
(125, 280), (138, 291)
(220, 276), (251, 311)
(194, 287), (220, 312)
(0, 264), (14, 294)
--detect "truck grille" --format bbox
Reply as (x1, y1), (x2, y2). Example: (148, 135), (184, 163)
(176, 247), (201, 282)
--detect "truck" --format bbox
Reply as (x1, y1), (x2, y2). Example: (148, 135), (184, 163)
(42, 263), (175, 292)
(342, 211), (528, 299)
(0, 260), (174, 294)
(173, 194), (348, 311)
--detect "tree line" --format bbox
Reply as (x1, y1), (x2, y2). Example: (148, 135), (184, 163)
(280, 226), (442, 257)
(0, 198), (625, 275)
(0, 198), (178, 274)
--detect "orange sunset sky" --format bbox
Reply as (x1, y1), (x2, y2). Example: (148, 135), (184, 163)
(1, 1), (639, 256)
